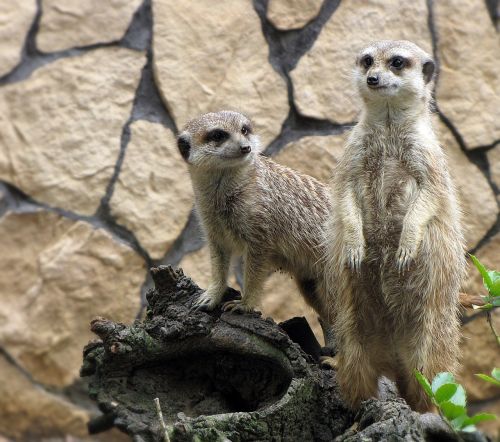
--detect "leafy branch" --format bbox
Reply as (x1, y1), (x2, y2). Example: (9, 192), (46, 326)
(469, 254), (500, 346)
(414, 371), (497, 433)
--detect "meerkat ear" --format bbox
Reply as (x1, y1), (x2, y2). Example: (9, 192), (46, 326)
(422, 60), (435, 84)
(177, 134), (191, 162)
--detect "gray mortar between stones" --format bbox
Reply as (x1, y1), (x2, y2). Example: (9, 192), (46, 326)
(0, 0), (499, 428)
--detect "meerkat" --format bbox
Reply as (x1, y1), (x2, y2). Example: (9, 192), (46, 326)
(177, 110), (335, 346)
(325, 40), (465, 412)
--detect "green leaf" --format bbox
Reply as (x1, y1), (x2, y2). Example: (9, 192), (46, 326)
(414, 370), (433, 398)
(440, 401), (467, 422)
(464, 413), (497, 426)
(431, 372), (455, 394)
(475, 374), (500, 387)
(470, 254), (493, 290)
(450, 414), (468, 429)
(470, 254), (500, 296)
(492, 368), (500, 381)
(460, 425), (477, 433)
(449, 384), (467, 407)
(434, 383), (457, 404)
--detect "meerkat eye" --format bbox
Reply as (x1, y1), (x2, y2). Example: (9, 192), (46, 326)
(205, 129), (229, 144)
(241, 125), (251, 136)
(361, 55), (373, 68)
(390, 56), (405, 69)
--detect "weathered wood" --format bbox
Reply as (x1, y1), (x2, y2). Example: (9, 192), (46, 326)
(81, 266), (490, 442)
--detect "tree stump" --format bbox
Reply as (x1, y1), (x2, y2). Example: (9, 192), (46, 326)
(81, 266), (490, 442)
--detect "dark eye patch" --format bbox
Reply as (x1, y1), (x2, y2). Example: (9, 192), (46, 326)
(361, 55), (373, 68)
(205, 129), (229, 144)
(390, 56), (407, 69)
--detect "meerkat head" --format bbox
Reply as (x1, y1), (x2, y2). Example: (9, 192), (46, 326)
(177, 111), (261, 169)
(354, 40), (435, 106)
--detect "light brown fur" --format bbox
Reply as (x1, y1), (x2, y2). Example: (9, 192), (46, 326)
(325, 41), (465, 412)
(177, 111), (335, 342)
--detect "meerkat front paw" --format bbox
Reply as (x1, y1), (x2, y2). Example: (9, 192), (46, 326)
(222, 299), (255, 314)
(396, 244), (416, 273)
(346, 245), (365, 272)
(192, 289), (224, 311)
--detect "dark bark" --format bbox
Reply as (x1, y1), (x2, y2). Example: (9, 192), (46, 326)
(81, 266), (490, 442)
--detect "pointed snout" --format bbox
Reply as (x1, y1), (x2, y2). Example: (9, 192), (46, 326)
(367, 75), (379, 86)
(240, 144), (251, 154)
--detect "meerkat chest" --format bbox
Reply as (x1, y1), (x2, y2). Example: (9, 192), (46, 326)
(195, 181), (251, 246)
(357, 145), (418, 228)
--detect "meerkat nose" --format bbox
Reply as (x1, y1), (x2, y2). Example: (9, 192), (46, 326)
(367, 75), (379, 86)
(240, 145), (251, 154)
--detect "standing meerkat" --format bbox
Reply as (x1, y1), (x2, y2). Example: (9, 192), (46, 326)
(177, 111), (335, 344)
(325, 40), (465, 412)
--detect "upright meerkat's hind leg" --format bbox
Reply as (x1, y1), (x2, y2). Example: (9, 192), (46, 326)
(397, 326), (458, 413)
(223, 250), (268, 313)
(336, 338), (380, 409)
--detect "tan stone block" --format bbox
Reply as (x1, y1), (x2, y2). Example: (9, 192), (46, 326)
(273, 133), (345, 183)
(179, 247), (212, 290)
(267, 0), (323, 30)
(435, 0), (500, 148)
(110, 121), (193, 259)
(487, 146), (500, 190)
(291, 0), (431, 123)
(459, 310), (500, 401)
(0, 210), (144, 387)
(436, 119), (497, 250)
(0, 0), (36, 77)
(0, 48), (145, 215)
(37, 0), (142, 52)
(152, 0), (289, 146)
(0, 355), (89, 440)
(260, 272), (324, 345)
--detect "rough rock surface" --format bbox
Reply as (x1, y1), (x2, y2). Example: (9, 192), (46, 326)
(37, 0), (143, 52)
(0, 48), (145, 215)
(291, 0), (432, 123)
(0, 0), (36, 77)
(267, 0), (323, 30)
(274, 134), (346, 183)
(178, 246), (212, 289)
(0, 355), (89, 440)
(435, 0), (500, 148)
(0, 210), (144, 387)
(436, 120), (497, 250)
(110, 120), (193, 259)
(152, 0), (289, 146)
(261, 271), (324, 345)
(487, 146), (500, 190)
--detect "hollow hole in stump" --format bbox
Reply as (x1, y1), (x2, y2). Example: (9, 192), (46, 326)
(123, 350), (292, 420)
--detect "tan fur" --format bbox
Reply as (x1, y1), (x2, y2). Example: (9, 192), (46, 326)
(178, 111), (335, 340)
(325, 41), (465, 412)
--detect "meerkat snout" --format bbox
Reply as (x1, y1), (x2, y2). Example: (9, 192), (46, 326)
(240, 144), (251, 154)
(366, 75), (379, 87)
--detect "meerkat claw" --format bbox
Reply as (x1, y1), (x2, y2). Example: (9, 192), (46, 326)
(191, 291), (218, 312)
(396, 247), (414, 273)
(222, 299), (253, 314)
(319, 355), (339, 370)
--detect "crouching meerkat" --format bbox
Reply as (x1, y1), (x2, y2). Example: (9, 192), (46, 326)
(177, 111), (335, 346)
(325, 40), (465, 412)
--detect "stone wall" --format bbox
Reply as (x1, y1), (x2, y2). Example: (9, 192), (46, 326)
(0, 0), (498, 440)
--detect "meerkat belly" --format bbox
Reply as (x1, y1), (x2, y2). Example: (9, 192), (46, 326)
(359, 156), (417, 253)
